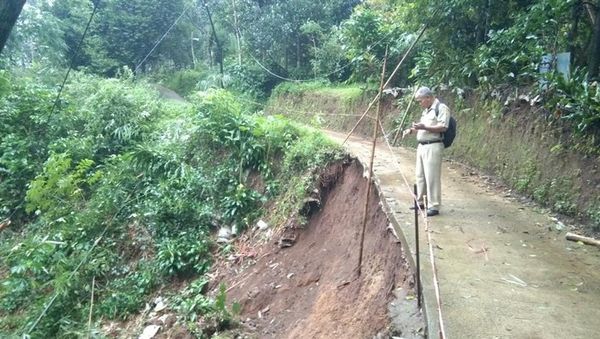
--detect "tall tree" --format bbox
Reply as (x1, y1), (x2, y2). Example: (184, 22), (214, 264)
(589, 0), (600, 79)
(0, 0), (26, 55)
(202, 0), (224, 86)
(47, 0), (192, 75)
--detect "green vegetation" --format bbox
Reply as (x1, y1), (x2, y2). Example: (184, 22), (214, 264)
(586, 198), (600, 231)
(2, 0), (600, 335)
(273, 81), (364, 100)
(0, 70), (343, 337)
(4, 0), (599, 148)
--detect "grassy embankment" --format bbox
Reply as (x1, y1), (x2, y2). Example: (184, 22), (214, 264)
(0, 72), (345, 337)
(268, 82), (600, 232)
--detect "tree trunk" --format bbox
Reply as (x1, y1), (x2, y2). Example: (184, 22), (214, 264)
(312, 38), (317, 79)
(203, 0), (224, 87)
(566, 232), (600, 247)
(191, 31), (197, 67)
(208, 37), (214, 68)
(231, 0), (242, 65)
(589, 1), (600, 79)
(568, 0), (581, 66)
(284, 40), (289, 71)
(296, 34), (300, 69)
(476, 0), (491, 45)
(584, 2), (596, 24)
(0, 0), (26, 56)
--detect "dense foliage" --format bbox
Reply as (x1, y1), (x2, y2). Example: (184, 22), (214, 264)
(0, 71), (343, 337)
(1, 0), (600, 333)
(6, 0), (598, 144)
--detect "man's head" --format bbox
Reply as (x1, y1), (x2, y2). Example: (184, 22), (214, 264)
(415, 86), (435, 109)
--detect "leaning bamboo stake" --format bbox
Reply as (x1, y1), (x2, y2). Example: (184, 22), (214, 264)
(357, 46), (388, 276)
(391, 83), (419, 145)
(566, 232), (600, 247)
(342, 24), (428, 145)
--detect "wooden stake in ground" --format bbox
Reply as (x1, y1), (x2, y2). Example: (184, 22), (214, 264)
(357, 47), (388, 276)
(566, 232), (600, 247)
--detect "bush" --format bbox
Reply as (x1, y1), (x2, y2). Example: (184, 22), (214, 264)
(156, 232), (211, 277)
(543, 69), (600, 153)
(173, 280), (240, 333)
(97, 262), (159, 319)
(0, 73), (345, 337)
(160, 66), (210, 97)
(225, 61), (281, 100)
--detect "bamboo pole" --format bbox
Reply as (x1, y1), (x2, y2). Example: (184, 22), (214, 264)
(566, 232), (600, 247)
(357, 46), (388, 276)
(342, 24), (428, 145)
(392, 83), (419, 145)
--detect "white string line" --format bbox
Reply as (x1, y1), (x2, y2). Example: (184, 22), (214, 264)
(236, 96), (375, 120)
(377, 119), (447, 338)
(377, 121), (426, 217)
(134, 4), (194, 73)
(243, 27), (399, 83)
(390, 83), (419, 144)
(341, 24), (428, 145)
(24, 184), (143, 335)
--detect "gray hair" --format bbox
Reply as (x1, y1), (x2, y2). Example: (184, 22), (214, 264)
(414, 86), (434, 99)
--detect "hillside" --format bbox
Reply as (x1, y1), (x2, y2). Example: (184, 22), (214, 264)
(267, 84), (600, 235)
(3, 1), (600, 338)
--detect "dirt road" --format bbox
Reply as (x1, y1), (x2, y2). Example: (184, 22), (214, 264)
(325, 130), (600, 339)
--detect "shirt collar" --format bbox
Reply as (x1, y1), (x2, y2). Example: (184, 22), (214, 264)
(425, 98), (440, 112)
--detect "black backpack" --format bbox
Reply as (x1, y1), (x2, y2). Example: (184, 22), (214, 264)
(434, 102), (457, 148)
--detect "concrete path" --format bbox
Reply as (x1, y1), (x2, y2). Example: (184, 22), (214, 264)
(325, 131), (600, 339)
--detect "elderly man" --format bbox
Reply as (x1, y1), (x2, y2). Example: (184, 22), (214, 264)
(402, 86), (451, 216)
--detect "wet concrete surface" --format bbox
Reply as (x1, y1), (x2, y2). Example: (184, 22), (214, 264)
(325, 130), (600, 339)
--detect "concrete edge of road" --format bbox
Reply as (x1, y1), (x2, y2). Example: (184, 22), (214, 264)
(356, 156), (440, 339)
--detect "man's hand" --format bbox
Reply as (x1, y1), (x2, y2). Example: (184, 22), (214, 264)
(412, 122), (426, 130)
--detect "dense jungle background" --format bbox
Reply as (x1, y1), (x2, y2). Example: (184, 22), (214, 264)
(0, 0), (599, 337)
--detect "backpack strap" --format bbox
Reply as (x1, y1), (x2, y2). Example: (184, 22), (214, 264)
(434, 102), (443, 138)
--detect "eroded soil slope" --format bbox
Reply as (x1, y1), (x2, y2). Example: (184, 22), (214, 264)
(215, 159), (421, 338)
(326, 130), (600, 339)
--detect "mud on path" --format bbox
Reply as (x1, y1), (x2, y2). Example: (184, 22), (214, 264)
(214, 160), (424, 338)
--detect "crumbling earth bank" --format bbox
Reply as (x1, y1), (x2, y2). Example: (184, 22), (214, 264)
(216, 159), (420, 338)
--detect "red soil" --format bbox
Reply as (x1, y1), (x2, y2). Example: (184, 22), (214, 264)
(215, 159), (415, 338)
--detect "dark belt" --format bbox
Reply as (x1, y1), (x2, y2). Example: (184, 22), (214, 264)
(418, 140), (443, 145)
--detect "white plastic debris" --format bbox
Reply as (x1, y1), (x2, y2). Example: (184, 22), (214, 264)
(257, 220), (269, 230)
(154, 301), (167, 313)
(217, 226), (232, 243)
(139, 325), (161, 339)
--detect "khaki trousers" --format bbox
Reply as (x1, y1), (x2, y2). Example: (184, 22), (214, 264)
(415, 142), (444, 210)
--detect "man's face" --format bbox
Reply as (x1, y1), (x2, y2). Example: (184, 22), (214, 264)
(416, 96), (434, 109)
